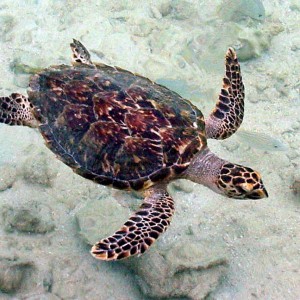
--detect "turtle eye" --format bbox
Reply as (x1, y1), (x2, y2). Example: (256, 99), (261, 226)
(240, 182), (254, 193)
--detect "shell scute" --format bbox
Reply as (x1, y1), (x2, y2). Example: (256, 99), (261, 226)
(64, 80), (97, 103)
(114, 137), (163, 180)
(125, 108), (170, 139)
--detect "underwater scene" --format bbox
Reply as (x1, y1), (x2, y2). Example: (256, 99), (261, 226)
(0, 0), (299, 299)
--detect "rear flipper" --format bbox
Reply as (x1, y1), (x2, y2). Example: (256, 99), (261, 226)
(206, 48), (244, 140)
(70, 39), (93, 66)
(0, 93), (38, 127)
(91, 185), (175, 261)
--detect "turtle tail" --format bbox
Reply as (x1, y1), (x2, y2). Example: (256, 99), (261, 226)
(0, 93), (39, 127)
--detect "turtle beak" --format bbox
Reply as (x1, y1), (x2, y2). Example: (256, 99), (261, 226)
(262, 186), (269, 198)
(258, 186), (268, 198)
(247, 186), (268, 199)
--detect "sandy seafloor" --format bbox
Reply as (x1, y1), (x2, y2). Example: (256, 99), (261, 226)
(0, 0), (299, 299)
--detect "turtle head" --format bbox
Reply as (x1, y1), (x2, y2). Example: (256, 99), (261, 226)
(217, 163), (268, 199)
(184, 149), (268, 200)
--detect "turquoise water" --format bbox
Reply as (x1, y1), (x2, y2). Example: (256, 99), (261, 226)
(0, 1), (299, 299)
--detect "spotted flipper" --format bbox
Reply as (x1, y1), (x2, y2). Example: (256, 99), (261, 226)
(91, 186), (175, 261)
(0, 93), (39, 127)
(70, 39), (93, 66)
(206, 48), (244, 140)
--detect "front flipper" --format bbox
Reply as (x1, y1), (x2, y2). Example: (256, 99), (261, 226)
(206, 48), (244, 140)
(70, 39), (93, 66)
(0, 93), (39, 127)
(91, 185), (175, 261)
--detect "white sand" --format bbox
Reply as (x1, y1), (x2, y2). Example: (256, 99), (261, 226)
(0, 0), (299, 299)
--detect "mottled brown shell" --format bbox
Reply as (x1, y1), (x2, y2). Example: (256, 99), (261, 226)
(28, 63), (206, 190)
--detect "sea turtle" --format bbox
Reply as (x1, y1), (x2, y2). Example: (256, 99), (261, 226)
(0, 40), (268, 261)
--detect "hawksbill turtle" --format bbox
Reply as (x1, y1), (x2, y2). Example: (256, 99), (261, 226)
(0, 40), (268, 261)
